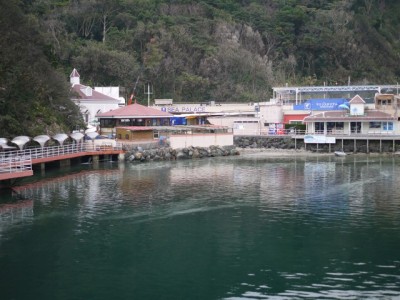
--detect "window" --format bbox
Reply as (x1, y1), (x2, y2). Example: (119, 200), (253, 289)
(125, 134), (129, 139)
(327, 122), (344, 130)
(383, 122), (393, 131)
(100, 119), (116, 128)
(369, 122), (381, 129)
(315, 122), (324, 132)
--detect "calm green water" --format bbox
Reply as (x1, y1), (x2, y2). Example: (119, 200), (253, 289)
(1, 154), (400, 299)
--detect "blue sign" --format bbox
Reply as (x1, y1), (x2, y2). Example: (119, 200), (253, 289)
(294, 98), (348, 111)
(171, 117), (187, 125)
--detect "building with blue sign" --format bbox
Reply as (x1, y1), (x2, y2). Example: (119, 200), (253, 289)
(293, 98), (348, 111)
(303, 95), (395, 135)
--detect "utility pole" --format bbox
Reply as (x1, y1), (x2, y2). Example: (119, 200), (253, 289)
(144, 82), (153, 106)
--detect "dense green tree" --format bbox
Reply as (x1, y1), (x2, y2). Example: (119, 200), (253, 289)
(2, 0), (400, 138)
(0, 0), (83, 138)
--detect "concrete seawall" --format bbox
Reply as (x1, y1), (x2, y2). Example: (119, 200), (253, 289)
(234, 135), (400, 153)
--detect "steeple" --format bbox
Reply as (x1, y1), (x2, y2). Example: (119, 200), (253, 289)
(70, 68), (80, 85)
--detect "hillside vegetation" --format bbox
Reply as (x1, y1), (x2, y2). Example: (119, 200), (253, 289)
(1, 0), (400, 137)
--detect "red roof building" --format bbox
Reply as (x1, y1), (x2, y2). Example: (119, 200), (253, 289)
(96, 102), (173, 137)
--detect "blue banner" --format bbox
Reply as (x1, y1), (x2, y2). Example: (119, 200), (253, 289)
(294, 98), (348, 111)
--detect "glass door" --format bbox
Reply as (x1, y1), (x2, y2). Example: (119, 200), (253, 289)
(350, 122), (361, 133)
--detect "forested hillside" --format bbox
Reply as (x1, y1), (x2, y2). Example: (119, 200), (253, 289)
(1, 0), (400, 137)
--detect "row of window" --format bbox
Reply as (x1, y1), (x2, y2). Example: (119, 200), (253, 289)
(315, 122), (394, 131)
(100, 118), (170, 128)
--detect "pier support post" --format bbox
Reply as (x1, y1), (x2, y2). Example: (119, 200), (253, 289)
(59, 159), (71, 168)
(40, 163), (46, 174)
(92, 155), (99, 166)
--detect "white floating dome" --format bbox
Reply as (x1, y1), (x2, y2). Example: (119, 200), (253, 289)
(53, 133), (69, 146)
(11, 136), (31, 150)
(33, 135), (51, 148)
(70, 132), (84, 143)
(85, 132), (99, 140)
(0, 138), (9, 146)
(0, 138), (17, 150)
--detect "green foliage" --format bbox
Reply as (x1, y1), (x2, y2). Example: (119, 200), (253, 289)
(2, 0), (400, 138)
(0, 0), (84, 138)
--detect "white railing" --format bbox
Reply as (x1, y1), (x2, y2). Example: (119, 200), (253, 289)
(257, 129), (400, 137)
(83, 142), (123, 152)
(0, 154), (32, 174)
(0, 143), (123, 175)
(30, 143), (85, 159)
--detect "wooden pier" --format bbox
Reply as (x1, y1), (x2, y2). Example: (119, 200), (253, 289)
(0, 143), (124, 184)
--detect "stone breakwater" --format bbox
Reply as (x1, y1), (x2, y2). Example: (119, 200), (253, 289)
(125, 145), (240, 162)
(235, 136), (298, 150)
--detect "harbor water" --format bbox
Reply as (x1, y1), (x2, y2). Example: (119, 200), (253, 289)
(1, 153), (400, 299)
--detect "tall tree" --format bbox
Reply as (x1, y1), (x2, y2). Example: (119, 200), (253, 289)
(0, 0), (83, 137)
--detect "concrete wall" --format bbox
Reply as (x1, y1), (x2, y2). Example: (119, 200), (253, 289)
(258, 104), (283, 124)
(169, 133), (233, 149)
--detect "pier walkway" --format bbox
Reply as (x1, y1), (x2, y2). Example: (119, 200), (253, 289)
(0, 143), (124, 182)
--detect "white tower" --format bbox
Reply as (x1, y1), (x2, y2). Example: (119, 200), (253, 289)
(70, 68), (80, 85)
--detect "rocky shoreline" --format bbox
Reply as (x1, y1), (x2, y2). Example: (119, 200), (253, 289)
(123, 135), (400, 163)
(125, 145), (240, 162)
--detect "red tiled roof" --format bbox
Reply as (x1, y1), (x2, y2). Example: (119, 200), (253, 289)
(303, 110), (394, 122)
(349, 94), (365, 104)
(96, 102), (173, 118)
(71, 84), (119, 101)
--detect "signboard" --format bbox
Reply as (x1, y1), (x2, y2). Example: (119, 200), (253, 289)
(304, 135), (336, 144)
(161, 106), (206, 113)
(294, 98), (347, 111)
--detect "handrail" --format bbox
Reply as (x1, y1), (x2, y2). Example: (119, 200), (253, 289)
(0, 142), (123, 175)
(262, 129), (400, 137)
(0, 154), (32, 174)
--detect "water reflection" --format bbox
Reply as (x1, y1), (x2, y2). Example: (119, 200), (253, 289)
(1, 155), (400, 299)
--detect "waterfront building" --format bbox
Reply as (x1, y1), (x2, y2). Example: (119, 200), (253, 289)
(145, 86), (400, 137)
(69, 69), (125, 126)
(303, 95), (396, 135)
(116, 125), (233, 148)
(153, 100), (260, 135)
(96, 101), (173, 137)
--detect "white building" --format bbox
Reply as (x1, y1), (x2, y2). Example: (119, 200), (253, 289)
(69, 69), (125, 126)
